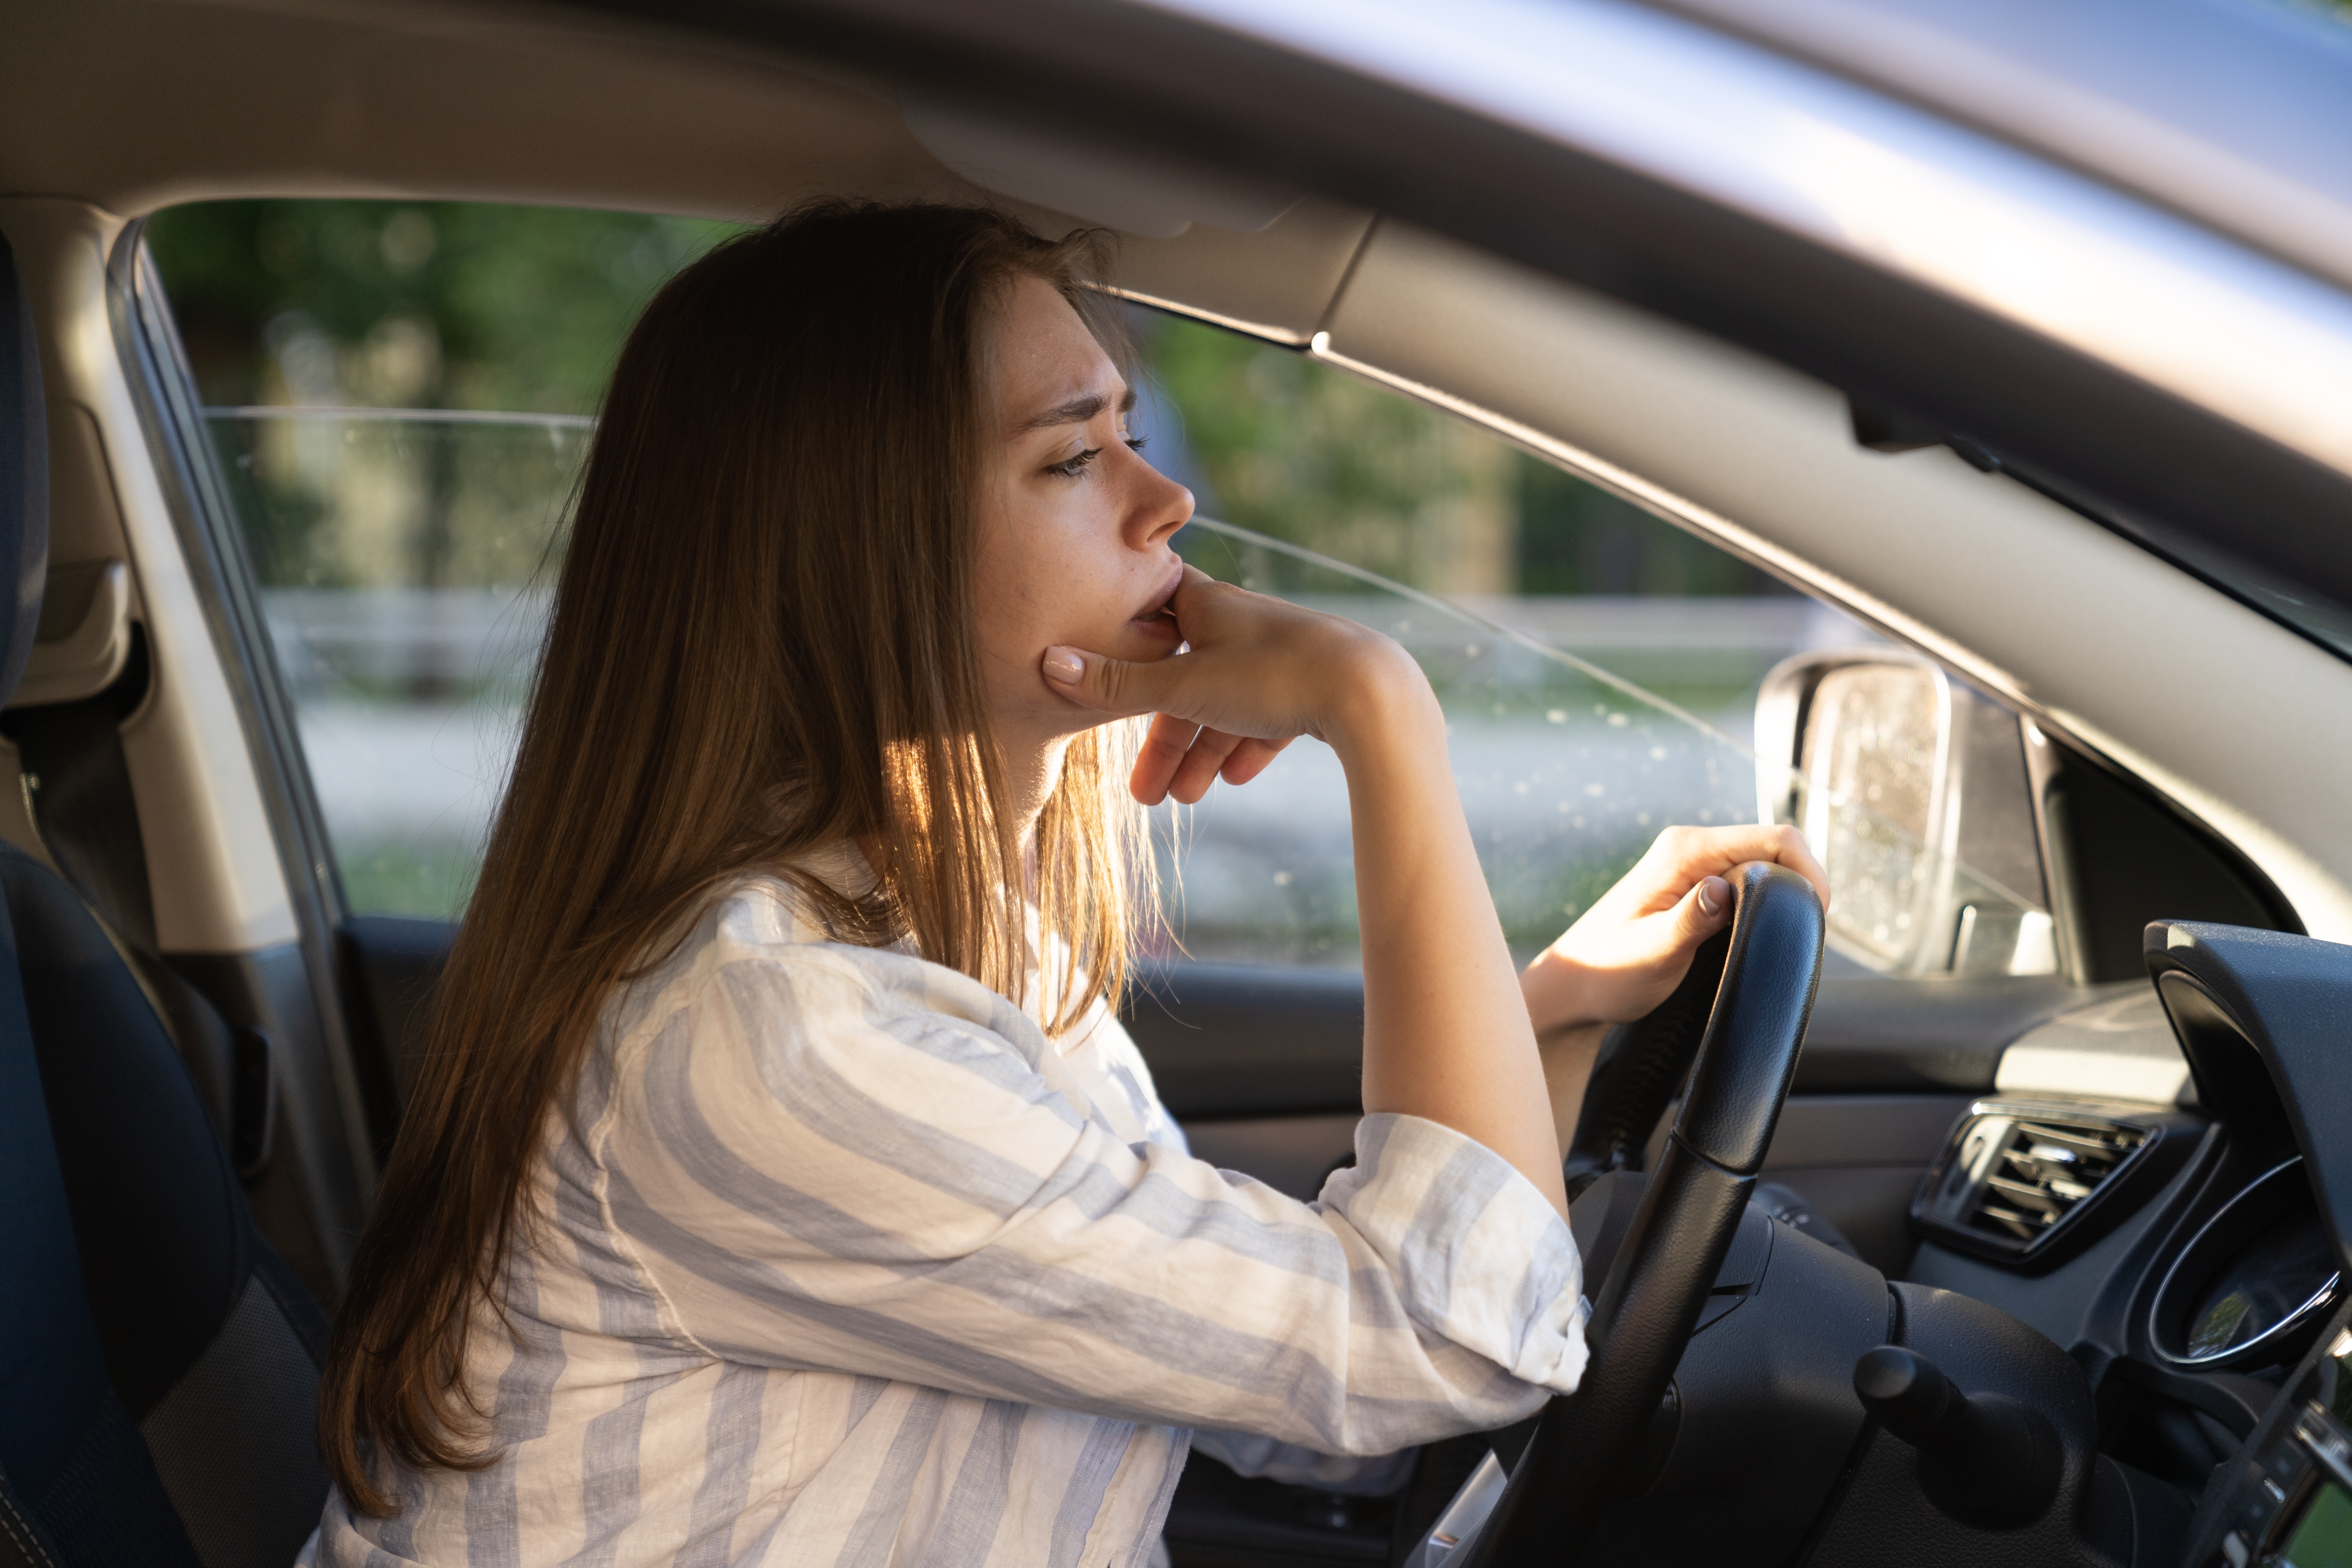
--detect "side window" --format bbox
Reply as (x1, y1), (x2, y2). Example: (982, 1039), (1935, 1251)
(1135, 312), (2058, 976)
(145, 202), (735, 916)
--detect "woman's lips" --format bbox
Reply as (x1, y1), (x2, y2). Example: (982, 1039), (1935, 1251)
(1125, 561), (1187, 646)
(1129, 604), (1182, 644)
(1133, 561), (1184, 623)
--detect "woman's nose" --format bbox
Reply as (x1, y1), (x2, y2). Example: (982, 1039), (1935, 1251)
(1126, 453), (1192, 548)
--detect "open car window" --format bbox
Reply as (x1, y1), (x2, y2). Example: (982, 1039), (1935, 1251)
(1135, 314), (2058, 978)
(145, 198), (2058, 980)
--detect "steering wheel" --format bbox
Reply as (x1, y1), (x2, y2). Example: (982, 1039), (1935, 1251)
(1455, 860), (1824, 1566)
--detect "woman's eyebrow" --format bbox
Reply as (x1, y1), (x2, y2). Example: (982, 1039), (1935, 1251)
(1012, 385), (1137, 437)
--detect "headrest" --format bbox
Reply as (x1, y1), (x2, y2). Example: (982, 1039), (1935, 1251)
(0, 233), (51, 709)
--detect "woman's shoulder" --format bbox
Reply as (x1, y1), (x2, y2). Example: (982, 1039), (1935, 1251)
(606, 865), (1041, 1063)
(613, 872), (866, 1016)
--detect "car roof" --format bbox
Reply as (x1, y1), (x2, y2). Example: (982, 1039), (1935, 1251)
(1655, 0), (2352, 296)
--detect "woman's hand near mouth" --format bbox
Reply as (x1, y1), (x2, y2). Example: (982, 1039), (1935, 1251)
(1042, 564), (1411, 806)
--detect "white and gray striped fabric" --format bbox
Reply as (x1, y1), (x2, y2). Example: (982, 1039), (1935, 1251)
(310, 863), (1587, 1567)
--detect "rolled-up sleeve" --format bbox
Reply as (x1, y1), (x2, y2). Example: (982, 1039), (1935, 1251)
(595, 943), (1587, 1460)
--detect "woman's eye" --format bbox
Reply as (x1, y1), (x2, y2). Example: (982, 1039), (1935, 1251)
(1045, 447), (1103, 479)
(1125, 436), (1149, 456)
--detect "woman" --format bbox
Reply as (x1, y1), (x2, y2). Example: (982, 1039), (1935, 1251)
(314, 201), (1825, 1566)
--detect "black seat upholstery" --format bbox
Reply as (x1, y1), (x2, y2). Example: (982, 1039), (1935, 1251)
(0, 235), (330, 1565)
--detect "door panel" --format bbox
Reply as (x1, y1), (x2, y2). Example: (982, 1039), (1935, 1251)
(338, 913), (454, 1121)
(1124, 961), (1363, 1120)
(1179, 1115), (1361, 1203)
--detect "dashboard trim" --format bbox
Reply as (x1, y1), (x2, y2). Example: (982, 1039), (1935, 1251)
(2150, 1155), (2343, 1372)
(1910, 1094), (2198, 1272)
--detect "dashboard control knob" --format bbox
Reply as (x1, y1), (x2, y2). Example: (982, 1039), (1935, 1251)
(1853, 1346), (2062, 1527)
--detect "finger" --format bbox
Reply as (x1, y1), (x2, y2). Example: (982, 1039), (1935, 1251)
(1167, 562), (1220, 618)
(1218, 735), (1294, 788)
(1168, 728), (1246, 804)
(1674, 874), (1736, 948)
(1768, 826), (1833, 910)
(1129, 713), (1201, 806)
(1650, 822), (1832, 908)
(1042, 644), (1172, 718)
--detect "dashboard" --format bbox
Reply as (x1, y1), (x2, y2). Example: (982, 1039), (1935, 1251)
(1885, 919), (2352, 1568)
(1185, 916), (2352, 1568)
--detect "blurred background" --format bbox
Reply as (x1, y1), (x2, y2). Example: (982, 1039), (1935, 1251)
(147, 200), (1868, 962)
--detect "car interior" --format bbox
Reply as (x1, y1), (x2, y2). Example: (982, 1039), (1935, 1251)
(5, 1), (2352, 1566)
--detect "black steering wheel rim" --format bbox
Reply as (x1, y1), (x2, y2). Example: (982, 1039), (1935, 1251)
(1456, 860), (1824, 1566)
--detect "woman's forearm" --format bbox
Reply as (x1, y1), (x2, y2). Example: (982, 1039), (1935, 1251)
(1328, 659), (1570, 1220)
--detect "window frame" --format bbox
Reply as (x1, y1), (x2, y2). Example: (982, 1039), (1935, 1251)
(108, 220), (397, 1179)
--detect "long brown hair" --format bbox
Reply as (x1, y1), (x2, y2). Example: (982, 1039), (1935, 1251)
(320, 201), (1149, 1510)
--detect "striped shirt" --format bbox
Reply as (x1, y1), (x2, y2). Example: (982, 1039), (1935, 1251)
(310, 859), (1587, 1567)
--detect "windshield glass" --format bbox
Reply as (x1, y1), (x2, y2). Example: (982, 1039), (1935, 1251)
(1166, 514), (1753, 963)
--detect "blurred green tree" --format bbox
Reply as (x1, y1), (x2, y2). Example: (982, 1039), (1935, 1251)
(147, 200), (741, 414)
(1139, 313), (1791, 598)
(149, 201), (740, 597)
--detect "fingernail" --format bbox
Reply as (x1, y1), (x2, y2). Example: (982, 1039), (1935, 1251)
(1697, 877), (1727, 918)
(1042, 647), (1084, 684)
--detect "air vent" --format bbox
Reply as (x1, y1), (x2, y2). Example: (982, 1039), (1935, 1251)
(1914, 1102), (2157, 1264)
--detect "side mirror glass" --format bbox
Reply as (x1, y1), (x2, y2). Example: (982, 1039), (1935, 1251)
(1756, 652), (2057, 977)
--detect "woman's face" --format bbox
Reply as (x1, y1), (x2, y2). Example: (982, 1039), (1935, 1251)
(973, 274), (1194, 751)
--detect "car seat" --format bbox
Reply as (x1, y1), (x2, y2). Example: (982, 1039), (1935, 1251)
(0, 234), (331, 1566)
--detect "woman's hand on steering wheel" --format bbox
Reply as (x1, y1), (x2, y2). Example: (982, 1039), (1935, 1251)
(1520, 824), (1830, 1040)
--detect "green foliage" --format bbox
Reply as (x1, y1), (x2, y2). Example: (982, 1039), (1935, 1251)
(1139, 313), (1789, 599)
(1140, 316), (1515, 593)
(1518, 459), (1780, 596)
(146, 200), (743, 414)
(207, 418), (590, 597)
(335, 835), (483, 921)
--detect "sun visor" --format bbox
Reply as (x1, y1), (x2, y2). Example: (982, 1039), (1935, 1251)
(903, 99), (1298, 239)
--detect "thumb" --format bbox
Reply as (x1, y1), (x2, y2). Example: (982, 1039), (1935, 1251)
(1042, 644), (1171, 717)
(1672, 874), (1735, 951)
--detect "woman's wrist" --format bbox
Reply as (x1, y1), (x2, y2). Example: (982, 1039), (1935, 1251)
(1520, 947), (1606, 1038)
(1318, 637), (1440, 761)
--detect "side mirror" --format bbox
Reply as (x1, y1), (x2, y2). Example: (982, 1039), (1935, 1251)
(1755, 652), (2057, 977)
